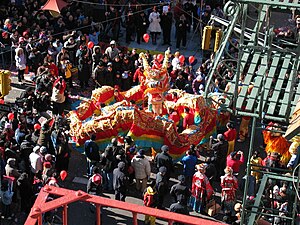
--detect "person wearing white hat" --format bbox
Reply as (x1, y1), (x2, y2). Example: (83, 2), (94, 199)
(104, 40), (120, 60)
(189, 163), (214, 213)
(29, 146), (43, 176)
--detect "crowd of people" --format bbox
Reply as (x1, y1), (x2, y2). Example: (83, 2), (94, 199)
(0, 0), (299, 224)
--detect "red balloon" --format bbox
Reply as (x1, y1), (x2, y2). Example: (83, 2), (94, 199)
(60, 170), (68, 181)
(179, 55), (185, 63)
(87, 41), (94, 49)
(0, 99), (4, 104)
(188, 56), (195, 64)
(8, 113), (14, 120)
(143, 33), (150, 43)
(34, 124), (41, 130)
(157, 54), (164, 62)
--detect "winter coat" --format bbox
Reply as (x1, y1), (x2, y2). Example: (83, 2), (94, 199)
(170, 182), (191, 202)
(84, 140), (100, 162)
(148, 12), (162, 33)
(113, 162), (128, 192)
(131, 155), (151, 179)
(92, 46), (102, 71)
(154, 152), (173, 177)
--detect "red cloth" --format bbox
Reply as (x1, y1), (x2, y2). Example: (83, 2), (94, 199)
(224, 129), (237, 142)
(183, 112), (194, 129)
(226, 154), (244, 173)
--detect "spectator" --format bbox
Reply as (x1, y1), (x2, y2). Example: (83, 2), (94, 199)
(51, 79), (66, 115)
(0, 181), (14, 220)
(15, 46), (26, 83)
(181, 150), (197, 188)
(84, 134), (100, 177)
(156, 166), (169, 209)
(169, 196), (189, 225)
(224, 122), (237, 155)
(87, 167), (103, 196)
(113, 161), (128, 201)
(170, 175), (191, 203)
(154, 145), (173, 179)
(161, 6), (173, 46)
(148, 6), (161, 45)
(131, 149), (151, 193)
(5, 158), (20, 179)
(176, 14), (189, 50)
(211, 134), (228, 178)
(135, 11), (149, 45)
(226, 151), (244, 174)
(250, 151), (263, 182)
(29, 146), (43, 177)
(105, 40), (120, 60)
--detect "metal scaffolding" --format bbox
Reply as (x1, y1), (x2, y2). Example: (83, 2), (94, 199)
(204, 0), (300, 224)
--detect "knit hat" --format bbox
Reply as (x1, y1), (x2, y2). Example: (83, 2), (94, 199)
(178, 175), (185, 183)
(138, 149), (145, 156)
(159, 166), (167, 173)
(33, 146), (40, 153)
(161, 145), (169, 152)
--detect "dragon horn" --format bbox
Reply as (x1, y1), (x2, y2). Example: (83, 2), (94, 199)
(139, 52), (150, 70)
(162, 48), (171, 69)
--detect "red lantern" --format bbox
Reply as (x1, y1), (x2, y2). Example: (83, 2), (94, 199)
(188, 56), (195, 64)
(34, 124), (41, 130)
(8, 113), (14, 120)
(87, 41), (94, 49)
(60, 170), (68, 181)
(179, 55), (185, 63)
(143, 33), (150, 43)
(156, 54), (164, 62)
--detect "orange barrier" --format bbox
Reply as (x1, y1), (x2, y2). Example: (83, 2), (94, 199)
(25, 185), (222, 225)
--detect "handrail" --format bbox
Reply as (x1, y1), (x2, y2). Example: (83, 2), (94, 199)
(25, 185), (222, 225)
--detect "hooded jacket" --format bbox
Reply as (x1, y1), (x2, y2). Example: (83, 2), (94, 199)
(113, 162), (127, 191)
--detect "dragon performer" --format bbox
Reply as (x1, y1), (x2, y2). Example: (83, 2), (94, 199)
(139, 49), (171, 116)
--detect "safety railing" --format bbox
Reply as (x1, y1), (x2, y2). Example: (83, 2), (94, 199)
(25, 185), (222, 225)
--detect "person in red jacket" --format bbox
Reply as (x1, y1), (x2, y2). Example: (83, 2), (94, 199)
(169, 108), (180, 127)
(224, 122), (237, 155)
(226, 151), (244, 174)
(183, 107), (194, 130)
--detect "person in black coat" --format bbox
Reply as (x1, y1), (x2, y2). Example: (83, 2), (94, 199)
(156, 166), (169, 209)
(20, 134), (34, 173)
(76, 45), (92, 88)
(154, 145), (174, 179)
(160, 8), (173, 46)
(170, 175), (190, 203)
(84, 134), (100, 176)
(135, 11), (149, 44)
(17, 173), (34, 213)
(211, 134), (228, 179)
(93, 61), (107, 87)
(169, 196), (189, 225)
(113, 161), (128, 201)
(176, 14), (189, 49)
